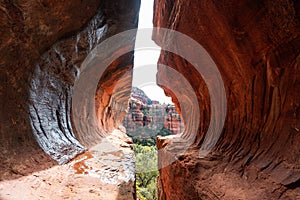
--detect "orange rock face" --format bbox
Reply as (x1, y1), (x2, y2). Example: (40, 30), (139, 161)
(0, 0), (140, 179)
(0, 0), (104, 179)
(153, 0), (300, 199)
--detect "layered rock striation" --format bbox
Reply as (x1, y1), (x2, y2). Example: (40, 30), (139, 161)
(0, 0), (140, 180)
(153, 0), (300, 199)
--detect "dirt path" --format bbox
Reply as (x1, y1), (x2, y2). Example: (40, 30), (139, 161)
(0, 130), (135, 200)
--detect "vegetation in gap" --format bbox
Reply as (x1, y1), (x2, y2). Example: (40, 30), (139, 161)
(123, 87), (179, 199)
(134, 144), (158, 200)
(128, 127), (173, 146)
(132, 128), (173, 200)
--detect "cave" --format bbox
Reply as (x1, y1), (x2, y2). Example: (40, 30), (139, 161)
(0, 0), (299, 199)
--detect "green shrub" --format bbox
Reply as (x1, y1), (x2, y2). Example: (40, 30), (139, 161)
(134, 144), (158, 200)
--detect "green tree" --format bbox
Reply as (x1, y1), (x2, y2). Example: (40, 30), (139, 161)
(134, 144), (158, 200)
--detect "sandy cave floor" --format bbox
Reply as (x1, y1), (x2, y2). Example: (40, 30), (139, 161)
(0, 130), (135, 200)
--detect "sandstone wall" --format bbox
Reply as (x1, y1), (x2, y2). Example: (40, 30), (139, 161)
(153, 0), (300, 199)
(0, 0), (140, 179)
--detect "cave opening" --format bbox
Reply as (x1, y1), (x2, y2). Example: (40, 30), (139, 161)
(121, 0), (184, 199)
(0, 0), (299, 199)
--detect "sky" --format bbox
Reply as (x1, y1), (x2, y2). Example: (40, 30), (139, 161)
(132, 0), (173, 104)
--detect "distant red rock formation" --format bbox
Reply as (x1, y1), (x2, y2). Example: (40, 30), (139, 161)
(164, 110), (184, 134)
(123, 87), (184, 135)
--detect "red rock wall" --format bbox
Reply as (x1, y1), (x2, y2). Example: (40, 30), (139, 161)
(153, 0), (300, 199)
(0, 0), (140, 179)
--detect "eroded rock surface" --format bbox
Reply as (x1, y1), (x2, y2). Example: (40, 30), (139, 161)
(153, 0), (300, 199)
(0, 0), (102, 180)
(0, 0), (140, 186)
